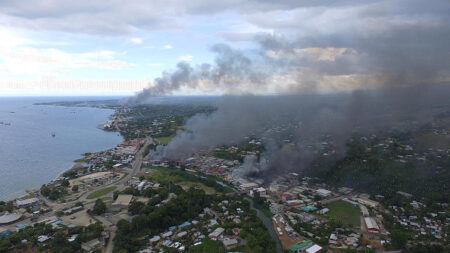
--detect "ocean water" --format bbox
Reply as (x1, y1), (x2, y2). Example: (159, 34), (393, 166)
(0, 97), (123, 201)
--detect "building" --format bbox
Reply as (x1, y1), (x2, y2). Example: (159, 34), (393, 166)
(364, 217), (380, 232)
(0, 228), (10, 238)
(357, 198), (379, 208)
(149, 235), (160, 243)
(161, 231), (173, 238)
(81, 238), (101, 252)
(306, 244), (323, 253)
(222, 237), (238, 250)
(0, 212), (22, 225)
(282, 193), (294, 202)
(209, 227), (225, 240)
(289, 240), (312, 252)
(15, 198), (39, 208)
(112, 194), (133, 210)
(301, 206), (318, 212)
(316, 189), (332, 197)
(359, 205), (369, 217)
(397, 191), (413, 198)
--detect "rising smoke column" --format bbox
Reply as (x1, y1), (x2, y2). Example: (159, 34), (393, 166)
(129, 0), (450, 180)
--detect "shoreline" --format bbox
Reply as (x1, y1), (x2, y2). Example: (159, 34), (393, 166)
(6, 104), (123, 202)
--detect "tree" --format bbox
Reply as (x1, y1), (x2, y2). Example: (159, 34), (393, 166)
(92, 199), (106, 215)
(61, 179), (70, 187)
(391, 229), (409, 249)
(40, 185), (51, 196)
(5, 201), (14, 212)
(72, 185), (79, 192)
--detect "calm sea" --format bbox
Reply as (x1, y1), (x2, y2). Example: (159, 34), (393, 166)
(0, 97), (123, 201)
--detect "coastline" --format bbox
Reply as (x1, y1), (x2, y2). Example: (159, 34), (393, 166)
(5, 103), (123, 202)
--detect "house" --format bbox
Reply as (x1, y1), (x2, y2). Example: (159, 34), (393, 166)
(161, 231), (173, 238)
(208, 227), (224, 240)
(306, 244), (322, 253)
(15, 198), (39, 208)
(316, 189), (331, 197)
(81, 238), (101, 252)
(112, 163), (123, 169)
(364, 217), (380, 232)
(318, 208), (329, 215)
(37, 235), (50, 243)
(301, 206), (317, 212)
(396, 191), (413, 198)
(149, 235), (160, 243)
(289, 240), (312, 252)
(0, 228), (10, 238)
(112, 194), (133, 210)
(282, 193), (294, 202)
(222, 237), (238, 250)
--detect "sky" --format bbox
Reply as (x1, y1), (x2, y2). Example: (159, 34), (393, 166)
(0, 0), (448, 96)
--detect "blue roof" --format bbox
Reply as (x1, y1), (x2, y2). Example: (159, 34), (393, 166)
(178, 221), (191, 228)
(0, 229), (11, 238)
(52, 220), (62, 226)
(169, 226), (177, 230)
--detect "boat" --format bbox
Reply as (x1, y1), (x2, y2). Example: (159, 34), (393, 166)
(51, 132), (56, 137)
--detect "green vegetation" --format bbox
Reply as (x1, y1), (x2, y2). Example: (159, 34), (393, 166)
(86, 186), (117, 199)
(308, 129), (450, 202)
(0, 221), (104, 253)
(112, 104), (215, 140)
(91, 199), (106, 215)
(40, 184), (67, 200)
(156, 136), (174, 145)
(325, 200), (360, 227)
(187, 238), (226, 253)
(146, 166), (232, 194)
(0, 201), (14, 212)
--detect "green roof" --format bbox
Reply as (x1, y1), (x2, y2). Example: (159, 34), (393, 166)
(289, 240), (312, 251)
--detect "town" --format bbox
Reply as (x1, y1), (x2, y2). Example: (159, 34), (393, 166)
(0, 103), (448, 253)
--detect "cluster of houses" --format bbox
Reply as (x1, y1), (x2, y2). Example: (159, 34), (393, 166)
(389, 192), (448, 241)
(138, 200), (247, 252)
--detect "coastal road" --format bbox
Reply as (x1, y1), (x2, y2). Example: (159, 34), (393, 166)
(75, 137), (154, 203)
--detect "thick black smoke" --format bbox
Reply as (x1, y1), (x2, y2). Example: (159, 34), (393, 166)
(129, 0), (450, 181)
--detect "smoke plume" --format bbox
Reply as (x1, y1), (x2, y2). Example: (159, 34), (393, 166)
(128, 1), (450, 181)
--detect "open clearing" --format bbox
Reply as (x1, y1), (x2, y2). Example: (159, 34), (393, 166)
(156, 136), (174, 145)
(69, 172), (122, 186)
(86, 186), (117, 199)
(325, 200), (361, 227)
(61, 210), (95, 227)
(145, 166), (223, 195)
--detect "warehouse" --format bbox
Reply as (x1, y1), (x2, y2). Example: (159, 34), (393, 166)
(364, 217), (380, 232)
(0, 212), (22, 225)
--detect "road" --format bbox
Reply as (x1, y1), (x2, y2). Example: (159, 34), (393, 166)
(9, 137), (154, 253)
(100, 137), (153, 253)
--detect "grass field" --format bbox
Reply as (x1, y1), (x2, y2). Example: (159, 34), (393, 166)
(145, 166), (231, 194)
(86, 186), (117, 199)
(156, 136), (174, 145)
(325, 200), (361, 227)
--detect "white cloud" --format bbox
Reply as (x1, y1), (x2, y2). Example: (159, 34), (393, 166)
(178, 54), (193, 62)
(0, 27), (134, 77)
(129, 37), (143, 44)
(162, 44), (173, 49)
